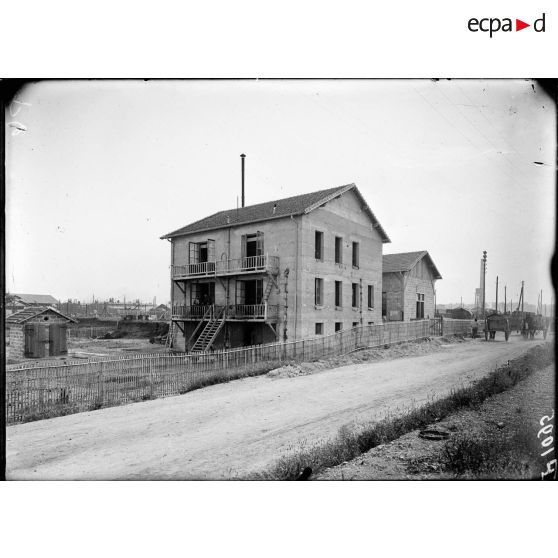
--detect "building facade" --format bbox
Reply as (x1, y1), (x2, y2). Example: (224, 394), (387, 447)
(382, 251), (442, 321)
(161, 184), (390, 352)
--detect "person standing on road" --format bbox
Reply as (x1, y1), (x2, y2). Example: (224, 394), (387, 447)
(472, 318), (478, 339)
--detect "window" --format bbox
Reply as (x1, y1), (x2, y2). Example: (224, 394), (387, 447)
(368, 285), (374, 309)
(416, 293), (425, 319)
(335, 236), (343, 264)
(242, 232), (264, 263)
(315, 230), (324, 260)
(236, 279), (263, 305)
(352, 322), (358, 328)
(315, 278), (324, 306)
(335, 322), (342, 332)
(189, 239), (215, 264)
(315, 323), (323, 335)
(352, 241), (359, 268)
(352, 283), (359, 308)
(335, 281), (342, 307)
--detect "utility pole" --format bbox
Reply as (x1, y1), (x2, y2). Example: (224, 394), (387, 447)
(495, 276), (498, 314)
(518, 281), (524, 313)
(240, 153), (246, 208)
(482, 251), (487, 318)
(504, 285), (507, 314)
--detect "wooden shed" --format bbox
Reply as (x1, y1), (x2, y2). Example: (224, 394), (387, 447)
(6, 307), (77, 359)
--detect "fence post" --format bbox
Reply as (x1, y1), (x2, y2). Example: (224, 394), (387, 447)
(440, 316), (444, 337)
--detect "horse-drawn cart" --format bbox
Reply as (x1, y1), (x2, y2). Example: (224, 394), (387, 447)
(522, 313), (548, 340)
(484, 314), (510, 341)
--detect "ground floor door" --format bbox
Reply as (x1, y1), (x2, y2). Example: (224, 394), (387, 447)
(24, 323), (49, 358)
(49, 323), (68, 356)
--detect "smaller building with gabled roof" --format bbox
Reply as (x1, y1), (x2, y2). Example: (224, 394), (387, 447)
(6, 307), (77, 360)
(382, 251), (442, 322)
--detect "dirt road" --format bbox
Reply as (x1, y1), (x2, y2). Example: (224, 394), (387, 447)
(6, 335), (548, 480)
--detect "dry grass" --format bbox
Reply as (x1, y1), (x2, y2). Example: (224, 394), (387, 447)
(252, 343), (553, 480)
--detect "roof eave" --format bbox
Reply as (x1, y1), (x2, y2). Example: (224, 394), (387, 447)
(160, 212), (300, 240)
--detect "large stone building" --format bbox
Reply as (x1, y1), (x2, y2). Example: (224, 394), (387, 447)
(161, 183), (390, 351)
(382, 251), (442, 321)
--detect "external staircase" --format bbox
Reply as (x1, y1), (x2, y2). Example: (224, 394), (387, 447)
(189, 306), (226, 353)
(263, 273), (279, 302)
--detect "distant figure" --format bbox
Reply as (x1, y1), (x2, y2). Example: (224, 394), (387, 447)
(472, 318), (478, 339)
(193, 297), (200, 306)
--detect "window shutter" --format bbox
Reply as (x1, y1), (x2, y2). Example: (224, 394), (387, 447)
(256, 231), (264, 256)
(207, 239), (215, 261)
(241, 235), (247, 260)
(189, 242), (200, 265)
(236, 280), (246, 304)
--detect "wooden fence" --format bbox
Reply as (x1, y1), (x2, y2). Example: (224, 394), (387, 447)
(5, 318), (474, 425)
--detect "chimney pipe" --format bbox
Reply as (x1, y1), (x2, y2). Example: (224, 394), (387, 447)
(240, 153), (246, 208)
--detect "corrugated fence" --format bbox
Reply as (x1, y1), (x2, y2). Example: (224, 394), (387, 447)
(6, 318), (473, 425)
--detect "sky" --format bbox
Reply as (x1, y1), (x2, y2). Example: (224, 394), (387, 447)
(5, 79), (556, 307)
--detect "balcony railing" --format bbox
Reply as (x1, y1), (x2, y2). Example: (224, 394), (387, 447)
(172, 304), (279, 321)
(227, 304), (279, 320)
(171, 255), (279, 279)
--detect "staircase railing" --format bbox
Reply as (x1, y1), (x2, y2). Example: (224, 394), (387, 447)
(186, 305), (213, 351)
(189, 306), (227, 353)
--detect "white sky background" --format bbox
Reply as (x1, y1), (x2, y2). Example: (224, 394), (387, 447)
(5, 79), (556, 306)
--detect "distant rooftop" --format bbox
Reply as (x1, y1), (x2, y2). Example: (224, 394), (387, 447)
(161, 183), (390, 242)
(383, 251), (442, 279)
(9, 293), (59, 305)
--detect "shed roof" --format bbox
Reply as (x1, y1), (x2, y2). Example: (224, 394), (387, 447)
(161, 183), (390, 242)
(6, 306), (77, 325)
(9, 293), (59, 305)
(383, 251), (442, 280)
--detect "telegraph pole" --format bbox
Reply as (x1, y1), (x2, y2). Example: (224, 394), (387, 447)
(495, 276), (498, 314)
(482, 251), (487, 318)
(504, 285), (507, 314)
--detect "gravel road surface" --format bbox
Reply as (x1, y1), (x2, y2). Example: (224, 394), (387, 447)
(6, 335), (547, 479)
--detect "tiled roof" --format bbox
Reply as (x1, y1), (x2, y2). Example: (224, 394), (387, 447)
(6, 306), (77, 324)
(383, 251), (442, 279)
(161, 183), (390, 242)
(10, 293), (59, 305)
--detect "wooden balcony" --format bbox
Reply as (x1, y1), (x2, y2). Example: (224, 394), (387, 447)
(172, 304), (279, 321)
(171, 255), (279, 280)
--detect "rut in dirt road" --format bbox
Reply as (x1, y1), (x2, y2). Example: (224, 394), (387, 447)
(6, 335), (549, 480)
